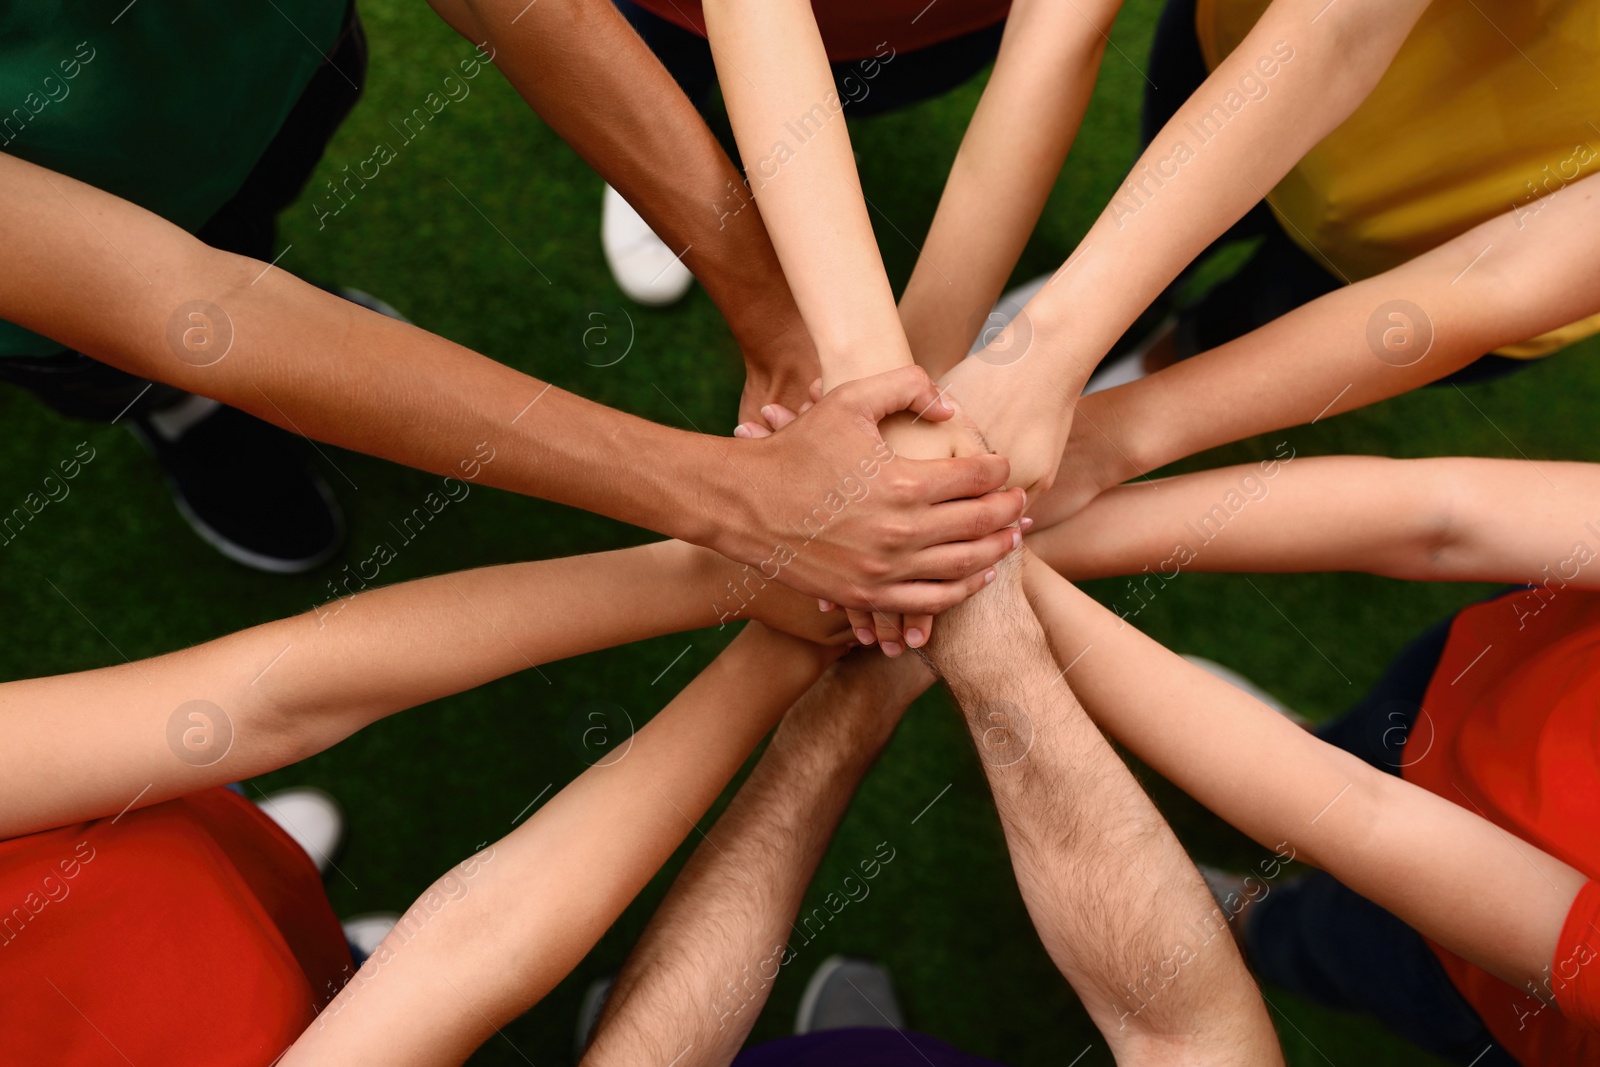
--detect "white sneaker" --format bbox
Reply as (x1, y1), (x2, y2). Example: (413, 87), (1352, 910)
(601, 184), (694, 306)
(256, 787), (344, 874)
(341, 912), (401, 960)
(1181, 655), (1311, 728)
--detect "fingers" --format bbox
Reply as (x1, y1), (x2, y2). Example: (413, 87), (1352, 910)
(896, 455), (1015, 507)
(808, 378), (823, 404)
(912, 488), (1026, 551)
(733, 403), (798, 438)
(902, 613), (932, 650)
(871, 611), (905, 656)
(845, 607), (877, 647)
(762, 403), (799, 431)
(870, 566), (999, 616)
(903, 526), (1022, 582)
(833, 365), (954, 425)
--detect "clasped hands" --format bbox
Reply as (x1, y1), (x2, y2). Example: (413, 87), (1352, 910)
(730, 326), (1083, 652)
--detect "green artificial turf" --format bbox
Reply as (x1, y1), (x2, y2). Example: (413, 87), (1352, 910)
(4, 1), (1595, 1063)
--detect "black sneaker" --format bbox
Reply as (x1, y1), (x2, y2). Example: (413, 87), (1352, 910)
(795, 956), (906, 1034)
(127, 395), (344, 573)
(574, 975), (615, 1059)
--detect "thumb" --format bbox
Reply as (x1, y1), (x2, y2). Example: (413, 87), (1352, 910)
(834, 365), (954, 426)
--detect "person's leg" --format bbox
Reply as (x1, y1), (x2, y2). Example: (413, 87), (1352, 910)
(1245, 874), (1515, 1066)
(192, 4), (367, 259)
(0, 6), (371, 573)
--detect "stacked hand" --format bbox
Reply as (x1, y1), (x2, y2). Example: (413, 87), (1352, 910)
(736, 373), (1032, 654)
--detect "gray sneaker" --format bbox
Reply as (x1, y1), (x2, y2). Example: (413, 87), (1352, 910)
(795, 956), (905, 1034)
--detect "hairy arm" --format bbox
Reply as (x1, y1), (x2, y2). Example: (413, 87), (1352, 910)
(925, 560), (1281, 1063)
(1039, 176), (1600, 522)
(902, 0), (1121, 376)
(1022, 557), (1587, 993)
(425, 0), (818, 411)
(280, 623), (834, 1067)
(1029, 456), (1600, 588)
(946, 0), (1436, 496)
(580, 652), (932, 1067)
(0, 151), (1021, 616)
(0, 539), (849, 839)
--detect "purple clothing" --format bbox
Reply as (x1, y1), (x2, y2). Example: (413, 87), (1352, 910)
(732, 1028), (1011, 1067)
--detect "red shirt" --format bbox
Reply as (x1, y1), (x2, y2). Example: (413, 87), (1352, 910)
(629, 0), (1010, 62)
(0, 788), (351, 1065)
(1408, 590), (1600, 1063)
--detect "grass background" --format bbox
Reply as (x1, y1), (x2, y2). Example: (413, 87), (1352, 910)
(5, 1), (1596, 1063)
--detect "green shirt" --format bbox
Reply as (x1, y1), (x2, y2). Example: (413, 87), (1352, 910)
(0, 0), (345, 356)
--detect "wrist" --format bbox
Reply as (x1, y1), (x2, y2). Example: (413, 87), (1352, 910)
(677, 434), (755, 559)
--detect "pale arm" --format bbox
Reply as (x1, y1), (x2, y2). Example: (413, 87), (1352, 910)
(280, 623), (834, 1067)
(1022, 556), (1587, 992)
(902, 0), (1121, 376)
(948, 0), (1436, 495)
(0, 539), (845, 839)
(1029, 456), (1600, 589)
(700, 0), (912, 388)
(1039, 176), (1600, 522)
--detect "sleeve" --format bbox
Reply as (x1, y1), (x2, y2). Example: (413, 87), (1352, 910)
(1554, 879), (1600, 1030)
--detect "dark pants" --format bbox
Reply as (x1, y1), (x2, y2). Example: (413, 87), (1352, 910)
(612, 0), (1005, 126)
(0, 8), (367, 423)
(1244, 601), (1516, 1065)
(1139, 0), (1525, 384)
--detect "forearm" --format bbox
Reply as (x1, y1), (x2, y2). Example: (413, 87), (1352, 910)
(583, 653), (930, 1067)
(902, 1), (1113, 377)
(924, 562), (1279, 1061)
(1019, 0), (1432, 396)
(1030, 456), (1600, 587)
(429, 0), (815, 373)
(0, 540), (746, 838)
(1042, 179), (1600, 514)
(282, 623), (833, 1067)
(1021, 558), (1586, 990)
(702, 0), (912, 388)
(0, 153), (744, 550)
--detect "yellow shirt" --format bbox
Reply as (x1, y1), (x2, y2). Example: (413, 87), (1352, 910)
(1196, 0), (1600, 356)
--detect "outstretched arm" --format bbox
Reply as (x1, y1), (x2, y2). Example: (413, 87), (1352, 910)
(1022, 556), (1587, 993)
(945, 0), (1436, 496)
(925, 561), (1281, 1063)
(0, 539), (847, 840)
(0, 151), (1021, 617)
(280, 622), (835, 1067)
(425, 0), (819, 414)
(700, 0), (912, 390)
(1029, 455), (1600, 589)
(1038, 175), (1600, 523)
(581, 652), (932, 1067)
(902, 0), (1121, 375)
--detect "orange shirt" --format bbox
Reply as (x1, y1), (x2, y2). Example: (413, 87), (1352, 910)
(0, 788), (351, 1066)
(1409, 590), (1600, 1062)
(628, 0), (1010, 62)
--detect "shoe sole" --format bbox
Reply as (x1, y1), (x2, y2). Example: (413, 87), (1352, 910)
(794, 954), (852, 1035)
